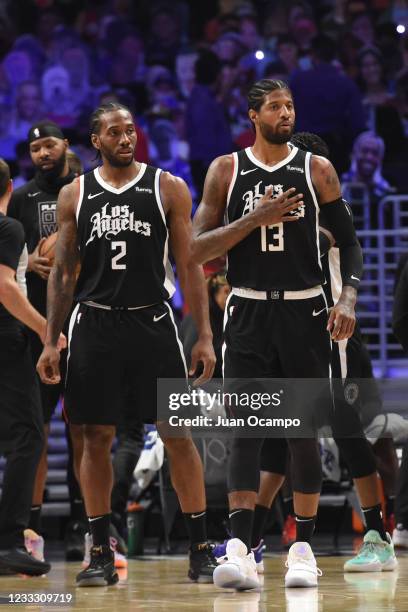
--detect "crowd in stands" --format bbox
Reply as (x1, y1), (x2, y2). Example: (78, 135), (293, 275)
(0, 0), (407, 216)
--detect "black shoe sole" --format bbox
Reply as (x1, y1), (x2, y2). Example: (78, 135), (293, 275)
(0, 561), (51, 576)
(76, 572), (119, 587)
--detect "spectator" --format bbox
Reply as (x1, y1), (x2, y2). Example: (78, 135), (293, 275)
(290, 34), (366, 173)
(356, 46), (405, 159)
(145, 6), (183, 69)
(186, 50), (233, 195)
(8, 81), (44, 144)
(12, 141), (35, 188)
(350, 11), (375, 47)
(342, 131), (394, 226)
(109, 33), (146, 86)
(276, 35), (300, 75)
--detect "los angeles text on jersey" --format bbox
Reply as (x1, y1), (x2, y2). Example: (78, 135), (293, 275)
(242, 180), (305, 218)
(86, 202), (151, 245)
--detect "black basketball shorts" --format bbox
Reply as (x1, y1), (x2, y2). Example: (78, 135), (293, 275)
(64, 302), (187, 425)
(223, 289), (332, 432)
(330, 323), (381, 436)
(29, 329), (67, 424)
(223, 290), (331, 379)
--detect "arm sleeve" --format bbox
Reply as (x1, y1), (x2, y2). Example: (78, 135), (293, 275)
(319, 198), (363, 290)
(0, 218), (25, 271)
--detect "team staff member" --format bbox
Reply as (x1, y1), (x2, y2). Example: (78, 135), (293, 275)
(7, 122), (85, 559)
(192, 79), (361, 590)
(37, 102), (217, 587)
(0, 158), (64, 576)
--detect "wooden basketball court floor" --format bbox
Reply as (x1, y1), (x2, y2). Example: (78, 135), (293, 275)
(1, 550), (408, 611)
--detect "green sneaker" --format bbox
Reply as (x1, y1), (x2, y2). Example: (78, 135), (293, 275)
(344, 530), (398, 573)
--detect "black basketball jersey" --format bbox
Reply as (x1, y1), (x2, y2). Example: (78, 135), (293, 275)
(226, 146), (324, 291)
(75, 164), (175, 307)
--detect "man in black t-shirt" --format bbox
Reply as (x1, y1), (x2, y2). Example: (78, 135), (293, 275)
(0, 158), (64, 575)
(7, 122), (85, 558)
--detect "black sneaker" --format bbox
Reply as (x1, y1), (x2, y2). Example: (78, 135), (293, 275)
(65, 521), (86, 561)
(188, 543), (218, 583)
(0, 547), (51, 576)
(76, 545), (119, 587)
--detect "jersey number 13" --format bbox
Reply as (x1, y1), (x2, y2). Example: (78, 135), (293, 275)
(260, 224), (284, 252)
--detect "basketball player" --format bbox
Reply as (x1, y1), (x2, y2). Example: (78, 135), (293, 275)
(0, 158), (64, 576)
(192, 79), (361, 589)
(8, 122), (86, 561)
(37, 102), (217, 586)
(244, 132), (397, 574)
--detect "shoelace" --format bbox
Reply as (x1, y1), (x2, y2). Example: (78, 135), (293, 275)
(358, 540), (384, 556)
(285, 556), (323, 576)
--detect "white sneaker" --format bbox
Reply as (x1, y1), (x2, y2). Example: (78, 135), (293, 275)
(285, 542), (322, 588)
(392, 524), (408, 548)
(213, 538), (260, 591)
(24, 529), (45, 562)
(82, 532), (128, 569)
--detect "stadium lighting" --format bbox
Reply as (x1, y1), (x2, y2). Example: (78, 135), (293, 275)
(255, 50), (265, 60)
(396, 24), (406, 34)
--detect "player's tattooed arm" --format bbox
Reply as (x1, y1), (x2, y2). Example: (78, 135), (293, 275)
(192, 155), (302, 264)
(311, 155), (341, 204)
(163, 172), (216, 385)
(37, 181), (79, 384)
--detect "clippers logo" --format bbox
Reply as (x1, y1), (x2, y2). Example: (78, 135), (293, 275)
(86, 203), (151, 245)
(38, 201), (57, 237)
(241, 181), (305, 218)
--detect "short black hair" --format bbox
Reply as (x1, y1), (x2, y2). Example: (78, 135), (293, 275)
(90, 102), (132, 135)
(311, 35), (337, 63)
(291, 132), (330, 159)
(195, 50), (221, 86)
(0, 158), (10, 198)
(247, 79), (292, 112)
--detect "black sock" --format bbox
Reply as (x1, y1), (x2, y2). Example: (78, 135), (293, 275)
(282, 496), (293, 519)
(385, 496), (395, 518)
(251, 504), (270, 549)
(29, 506), (42, 533)
(71, 498), (86, 524)
(183, 511), (207, 548)
(295, 514), (316, 544)
(362, 504), (387, 540)
(88, 514), (111, 547)
(229, 509), (254, 552)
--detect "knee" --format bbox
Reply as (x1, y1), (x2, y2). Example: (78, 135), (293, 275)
(162, 436), (195, 457)
(335, 437), (376, 479)
(83, 425), (115, 451)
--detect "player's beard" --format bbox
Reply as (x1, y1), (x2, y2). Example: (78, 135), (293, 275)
(37, 150), (67, 181)
(259, 120), (294, 145)
(101, 147), (135, 168)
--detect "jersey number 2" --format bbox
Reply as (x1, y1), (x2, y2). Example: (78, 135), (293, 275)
(260, 224), (284, 252)
(111, 241), (126, 270)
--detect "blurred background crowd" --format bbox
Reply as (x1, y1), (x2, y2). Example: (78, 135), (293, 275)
(0, 0), (407, 209)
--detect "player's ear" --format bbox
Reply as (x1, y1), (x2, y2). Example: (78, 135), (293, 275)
(7, 179), (13, 194)
(91, 133), (100, 151)
(248, 109), (257, 127)
(63, 138), (69, 150)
